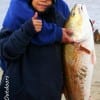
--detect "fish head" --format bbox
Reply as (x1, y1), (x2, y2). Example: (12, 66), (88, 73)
(65, 4), (92, 42)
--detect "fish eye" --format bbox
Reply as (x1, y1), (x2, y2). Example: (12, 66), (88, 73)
(72, 12), (75, 16)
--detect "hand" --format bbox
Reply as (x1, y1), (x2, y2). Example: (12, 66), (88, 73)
(32, 12), (42, 32)
(61, 28), (74, 43)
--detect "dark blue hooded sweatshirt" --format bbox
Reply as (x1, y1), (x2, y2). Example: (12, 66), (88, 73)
(0, 0), (70, 100)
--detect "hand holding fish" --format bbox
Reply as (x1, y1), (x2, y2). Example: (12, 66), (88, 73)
(62, 28), (74, 43)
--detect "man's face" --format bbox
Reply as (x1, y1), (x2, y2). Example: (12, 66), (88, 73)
(32, 0), (52, 12)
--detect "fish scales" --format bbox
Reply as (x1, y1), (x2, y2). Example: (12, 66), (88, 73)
(63, 4), (96, 100)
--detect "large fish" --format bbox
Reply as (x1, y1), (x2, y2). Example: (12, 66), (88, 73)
(63, 4), (96, 100)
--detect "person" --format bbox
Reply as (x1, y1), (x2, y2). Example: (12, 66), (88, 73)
(0, 0), (73, 100)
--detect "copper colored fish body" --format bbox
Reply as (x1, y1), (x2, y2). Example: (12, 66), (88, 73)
(63, 4), (96, 100)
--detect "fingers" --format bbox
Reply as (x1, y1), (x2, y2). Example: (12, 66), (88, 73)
(62, 34), (74, 43)
(62, 28), (74, 43)
(33, 12), (38, 19)
(32, 12), (42, 32)
(34, 26), (42, 32)
(64, 28), (73, 36)
(33, 20), (42, 26)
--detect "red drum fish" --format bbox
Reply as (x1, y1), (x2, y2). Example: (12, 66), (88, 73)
(63, 4), (96, 100)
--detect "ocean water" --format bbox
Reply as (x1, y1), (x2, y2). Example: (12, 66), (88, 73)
(0, 0), (100, 31)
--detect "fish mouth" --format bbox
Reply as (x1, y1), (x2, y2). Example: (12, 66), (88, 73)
(68, 3), (90, 43)
(72, 4), (87, 15)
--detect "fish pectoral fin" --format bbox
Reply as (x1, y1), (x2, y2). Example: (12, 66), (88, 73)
(79, 45), (91, 54)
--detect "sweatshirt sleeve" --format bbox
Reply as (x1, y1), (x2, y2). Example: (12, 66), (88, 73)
(0, 19), (36, 59)
(31, 20), (62, 45)
(31, 0), (70, 45)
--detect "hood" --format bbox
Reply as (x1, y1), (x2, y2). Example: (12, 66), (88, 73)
(2, 0), (62, 31)
(3, 0), (34, 31)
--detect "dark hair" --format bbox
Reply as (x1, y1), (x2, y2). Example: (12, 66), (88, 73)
(28, 0), (65, 26)
(28, 0), (56, 22)
(28, 0), (56, 6)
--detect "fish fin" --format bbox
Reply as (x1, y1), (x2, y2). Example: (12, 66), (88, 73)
(91, 50), (96, 64)
(80, 45), (91, 54)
